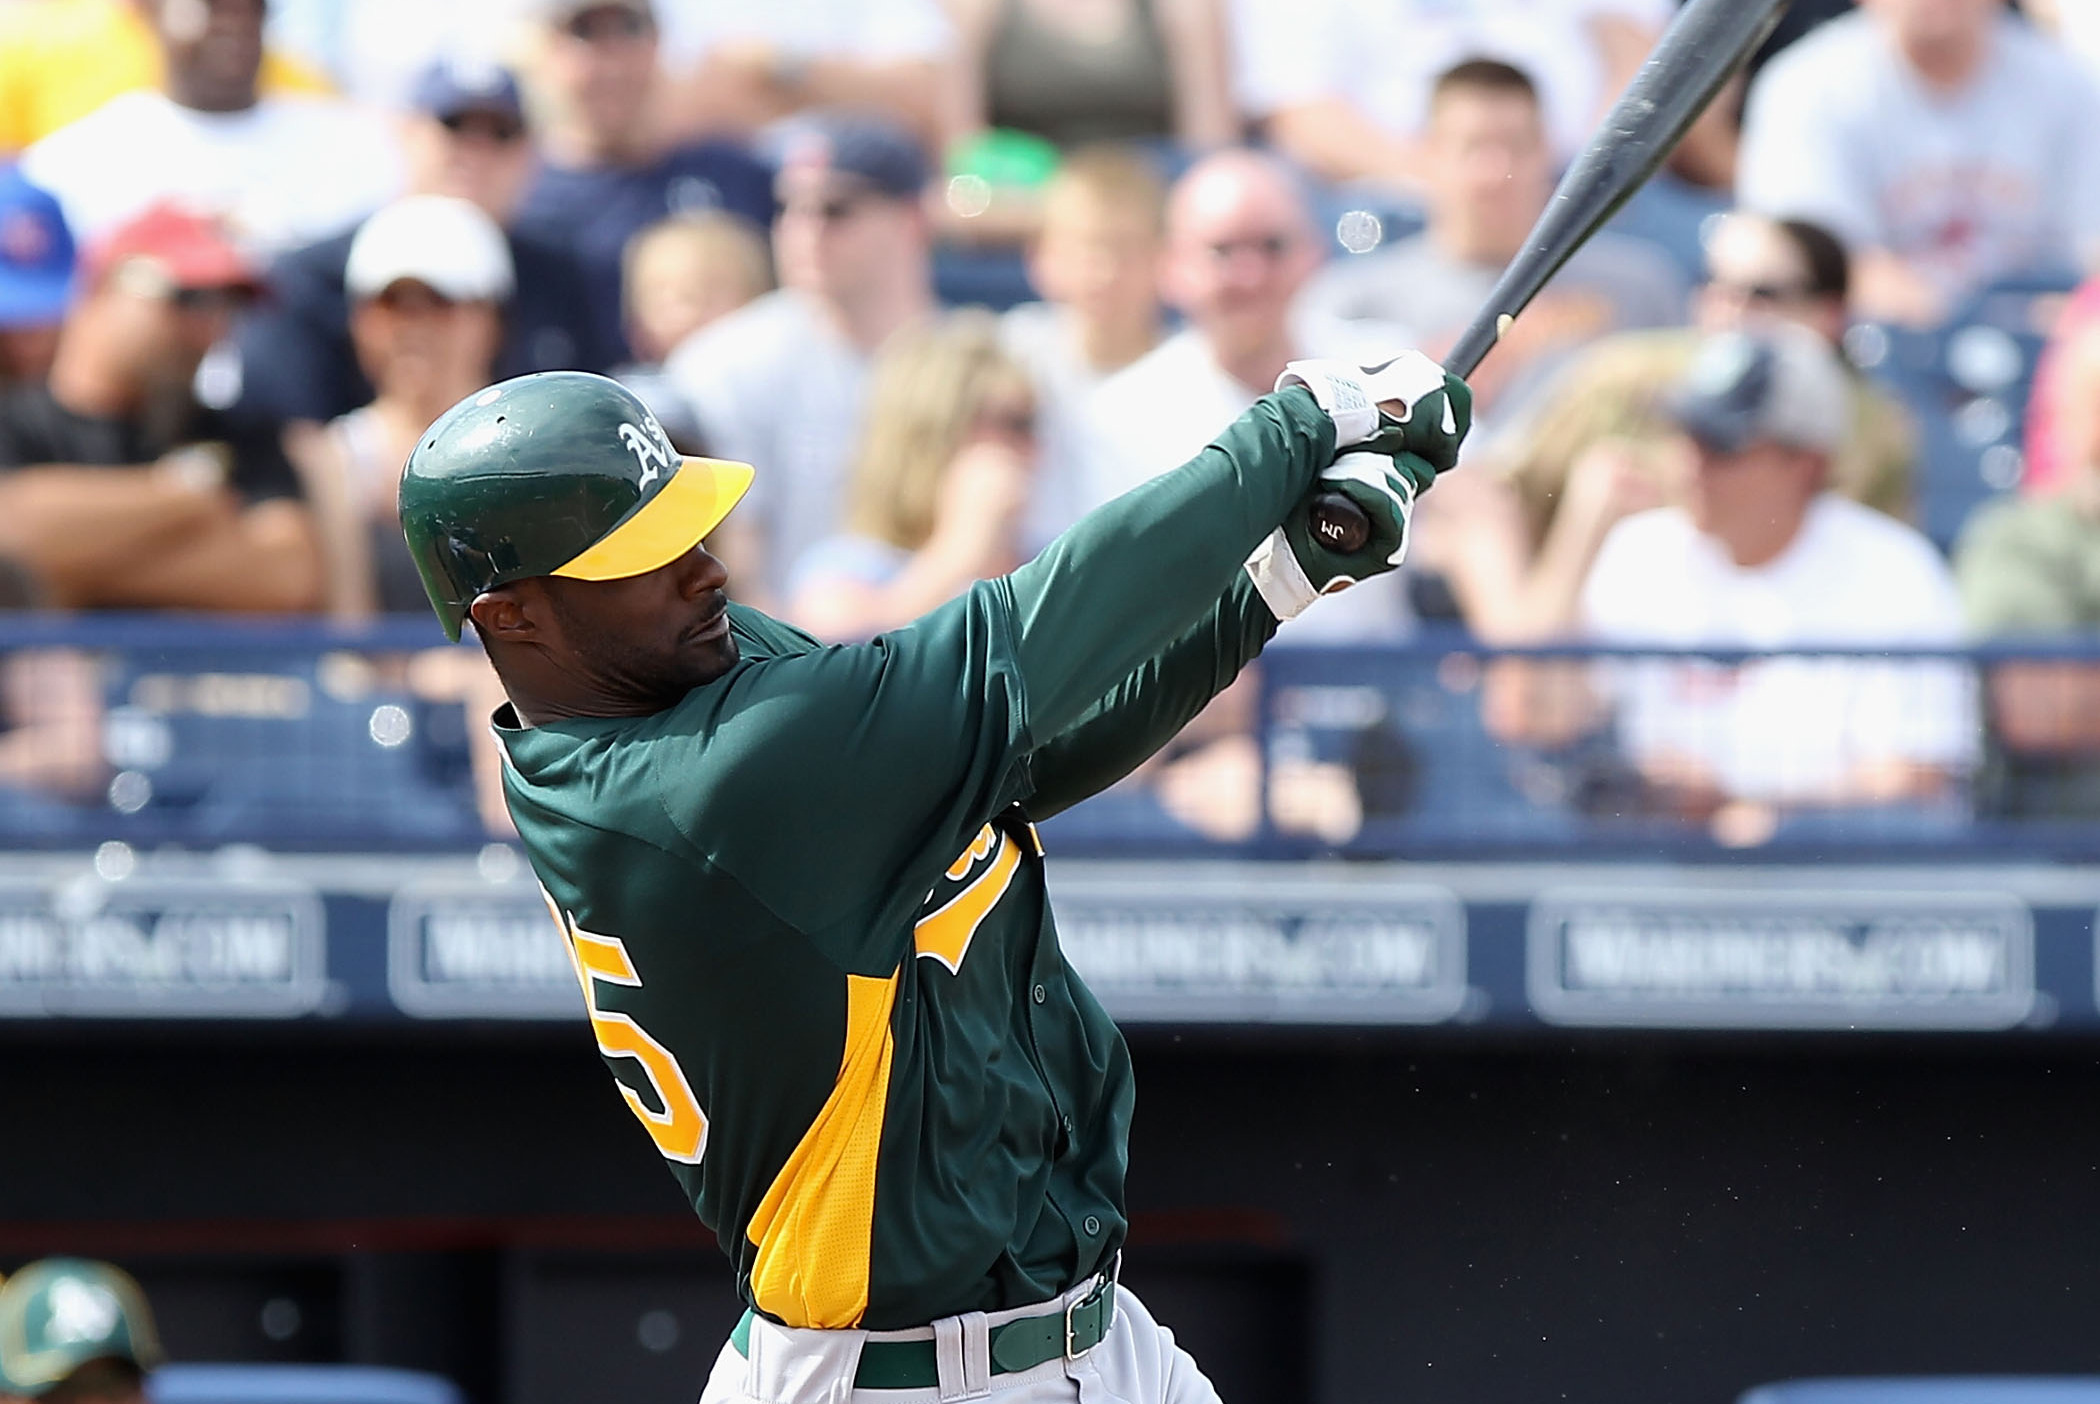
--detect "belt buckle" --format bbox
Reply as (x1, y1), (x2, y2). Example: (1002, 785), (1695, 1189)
(1064, 1255), (1119, 1362)
(1063, 1292), (1091, 1362)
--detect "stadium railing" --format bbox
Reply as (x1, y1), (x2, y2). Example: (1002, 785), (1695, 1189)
(4, 617), (2099, 861)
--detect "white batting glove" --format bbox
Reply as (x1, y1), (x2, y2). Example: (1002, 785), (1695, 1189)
(1276, 351), (1456, 449)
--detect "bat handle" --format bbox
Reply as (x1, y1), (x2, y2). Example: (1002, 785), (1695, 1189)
(1308, 492), (1371, 555)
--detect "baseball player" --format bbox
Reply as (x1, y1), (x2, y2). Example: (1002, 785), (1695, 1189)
(398, 357), (1469, 1403)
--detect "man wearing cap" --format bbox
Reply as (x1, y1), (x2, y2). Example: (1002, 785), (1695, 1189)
(233, 56), (610, 426)
(1503, 325), (1975, 833)
(0, 1258), (162, 1404)
(665, 110), (936, 608)
(512, 0), (774, 364)
(20, 0), (401, 257)
(397, 354), (1470, 1402)
(0, 168), (73, 390)
(0, 202), (319, 612)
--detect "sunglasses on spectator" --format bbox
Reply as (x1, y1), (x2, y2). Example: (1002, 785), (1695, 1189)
(1706, 279), (1815, 303)
(1206, 234), (1295, 262)
(563, 7), (651, 42)
(974, 403), (1037, 439)
(373, 283), (463, 312)
(171, 286), (254, 315)
(784, 192), (880, 224)
(440, 111), (527, 144)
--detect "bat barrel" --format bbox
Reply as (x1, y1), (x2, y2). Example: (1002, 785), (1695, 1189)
(1445, 0), (1789, 381)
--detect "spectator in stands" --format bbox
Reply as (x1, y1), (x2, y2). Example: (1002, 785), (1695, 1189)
(512, 0), (775, 364)
(19, 0), (401, 258)
(0, 1258), (162, 1404)
(623, 211), (773, 366)
(1738, 0), (2100, 328)
(658, 0), (951, 143)
(666, 111), (935, 608)
(1239, 0), (1732, 191)
(787, 310), (1036, 639)
(1301, 60), (1686, 418)
(1956, 315), (2100, 815)
(941, 0), (1234, 152)
(1424, 213), (1915, 643)
(0, 204), (319, 612)
(231, 57), (609, 425)
(0, 0), (331, 153)
(1086, 146), (1408, 641)
(0, 168), (73, 389)
(1000, 146), (1167, 547)
(285, 198), (512, 621)
(1494, 326), (1975, 839)
(614, 209), (774, 451)
(2019, 274), (2100, 497)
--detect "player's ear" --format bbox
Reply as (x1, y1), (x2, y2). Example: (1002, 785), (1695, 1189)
(467, 584), (539, 642)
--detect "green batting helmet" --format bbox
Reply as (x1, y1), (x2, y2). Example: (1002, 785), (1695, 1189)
(0, 1258), (163, 1397)
(399, 371), (754, 641)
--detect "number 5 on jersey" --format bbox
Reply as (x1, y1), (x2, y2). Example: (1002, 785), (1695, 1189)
(547, 896), (708, 1164)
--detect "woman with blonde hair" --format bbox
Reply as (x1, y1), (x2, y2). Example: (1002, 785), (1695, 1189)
(787, 309), (1038, 641)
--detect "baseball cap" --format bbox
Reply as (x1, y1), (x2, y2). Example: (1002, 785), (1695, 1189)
(1666, 325), (1850, 457)
(346, 196), (516, 304)
(770, 111), (929, 201)
(83, 202), (259, 297)
(410, 56), (525, 125)
(0, 1259), (164, 1397)
(0, 167), (74, 329)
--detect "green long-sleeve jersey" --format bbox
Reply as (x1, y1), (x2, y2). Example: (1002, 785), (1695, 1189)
(494, 387), (1337, 1331)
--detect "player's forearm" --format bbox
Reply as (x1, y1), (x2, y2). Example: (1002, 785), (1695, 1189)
(1004, 387), (1332, 740)
(1022, 575), (1279, 819)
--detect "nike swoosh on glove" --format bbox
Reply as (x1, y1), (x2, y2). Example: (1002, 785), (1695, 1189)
(1278, 352), (1473, 487)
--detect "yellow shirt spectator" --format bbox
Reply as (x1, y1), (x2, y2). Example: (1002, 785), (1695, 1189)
(0, 0), (332, 152)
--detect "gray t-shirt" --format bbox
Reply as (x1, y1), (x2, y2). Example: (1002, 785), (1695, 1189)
(667, 289), (874, 602)
(1301, 229), (1686, 338)
(1739, 11), (2100, 303)
(1297, 229), (1686, 412)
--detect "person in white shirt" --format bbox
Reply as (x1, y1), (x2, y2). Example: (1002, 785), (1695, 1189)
(1236, 0), (1672, 191)
(1520, 326), (1978, 833)
(665, 112), (936, 609)
(1738, 0), (2100, 328)
(1085, 147), (1409, 643)
(22, 0), (401, 258)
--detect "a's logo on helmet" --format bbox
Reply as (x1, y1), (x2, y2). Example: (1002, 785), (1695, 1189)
(616, 418), (677, 488)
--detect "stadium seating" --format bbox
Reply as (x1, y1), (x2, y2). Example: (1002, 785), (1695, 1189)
(149, 1363), (462, 1404)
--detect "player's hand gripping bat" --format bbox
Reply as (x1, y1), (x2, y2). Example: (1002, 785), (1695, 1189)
(1308, 0), (1791, 553)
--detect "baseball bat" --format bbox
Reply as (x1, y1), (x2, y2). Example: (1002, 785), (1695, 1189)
(1309, 0), (1790, 553)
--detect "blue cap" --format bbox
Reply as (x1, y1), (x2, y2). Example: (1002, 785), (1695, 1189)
(770, 111), (928, 200)
(410, 56), (525, 124)
(0, 165), (74, 329)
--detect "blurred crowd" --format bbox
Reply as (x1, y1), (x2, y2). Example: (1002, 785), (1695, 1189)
(3, 0), (2100, 842)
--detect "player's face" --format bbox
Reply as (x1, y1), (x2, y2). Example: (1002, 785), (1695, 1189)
(541, 545), (739, 706)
